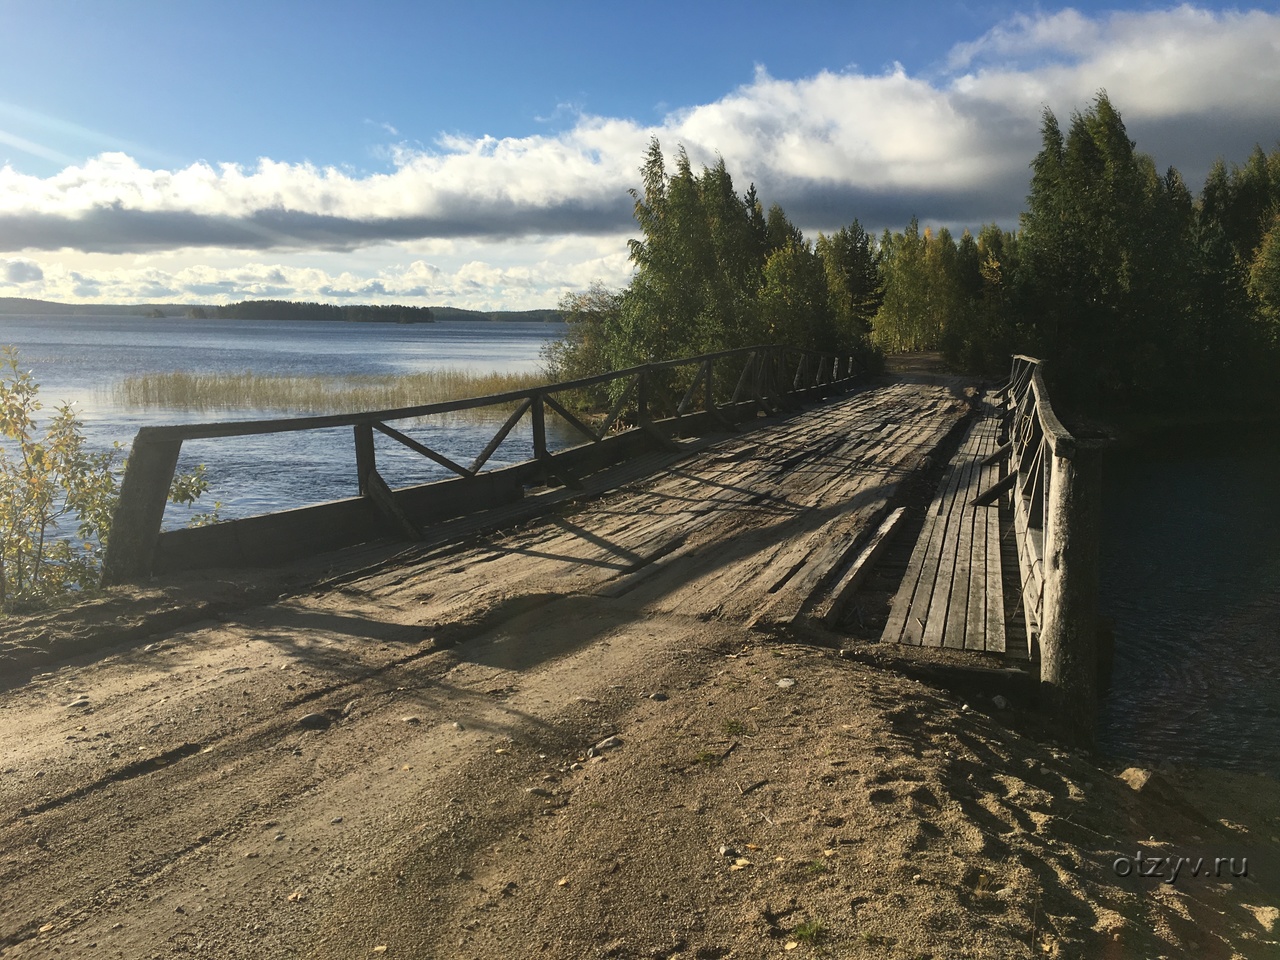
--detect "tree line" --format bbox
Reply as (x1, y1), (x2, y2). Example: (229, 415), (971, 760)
(549, 93), (1280, 416)
(543, 142), (882, 384)
(212, 300), (435, 323)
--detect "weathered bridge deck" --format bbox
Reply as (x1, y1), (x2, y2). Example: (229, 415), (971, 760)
(880, 395), (1008, 653)
(314, 378), (977, 633)
(100, 344), (1091, 689)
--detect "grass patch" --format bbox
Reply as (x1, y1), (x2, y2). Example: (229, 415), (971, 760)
(723, 719), (747, 736)
(106, 368), (550, 415)
(793, 918), (827, 944)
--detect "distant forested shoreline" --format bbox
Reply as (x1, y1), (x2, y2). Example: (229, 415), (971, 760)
(0, 297), (564, 324)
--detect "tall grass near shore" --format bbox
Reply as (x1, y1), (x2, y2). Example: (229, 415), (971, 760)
(107, 369), (550, 416)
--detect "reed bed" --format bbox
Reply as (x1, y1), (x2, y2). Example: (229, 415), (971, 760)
(107, 369), (551, 417)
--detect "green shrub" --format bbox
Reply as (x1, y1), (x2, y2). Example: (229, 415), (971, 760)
(0, 347), (210, 611)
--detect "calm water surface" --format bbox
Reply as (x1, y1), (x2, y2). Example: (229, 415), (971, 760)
(0, 314), (569, 522)
(1098, 424), (1280, 776)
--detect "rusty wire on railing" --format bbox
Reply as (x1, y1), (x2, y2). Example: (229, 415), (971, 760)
(1003, 354), (1103, 741)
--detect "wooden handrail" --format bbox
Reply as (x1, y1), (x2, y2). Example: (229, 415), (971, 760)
(101, 343), (862, 584)
(1005, 355), (1102, 742)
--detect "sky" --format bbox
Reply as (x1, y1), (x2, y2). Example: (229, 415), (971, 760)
(0, 1), (1278, 310)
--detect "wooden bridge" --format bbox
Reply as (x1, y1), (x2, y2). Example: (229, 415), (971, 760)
(103, 347), (1101, 730)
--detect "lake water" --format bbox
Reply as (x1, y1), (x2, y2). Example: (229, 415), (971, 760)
(1098, 424), (1280, 776)
(0, 314), (570, 523)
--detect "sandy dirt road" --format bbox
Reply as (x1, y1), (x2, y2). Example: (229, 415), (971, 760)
(2, 380), (1277, 959)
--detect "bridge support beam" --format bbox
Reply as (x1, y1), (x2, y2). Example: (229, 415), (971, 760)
(1038, 441), (1102, 746)
(101, 433), (182, 585)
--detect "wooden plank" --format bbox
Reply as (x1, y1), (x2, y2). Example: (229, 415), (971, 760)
(976, 398), (1008, 653)
(930, 419), (986, 648)
(983, 454), (1006, 653)
(896, 449), (967, 645)
(881, 473), (947, 643)
(966, 410), (1001, 650)
(960, 413), (989, 648)
(941, 427), (985, 648)
(819, 506), (907, 625)
(743, 398), (937, 622)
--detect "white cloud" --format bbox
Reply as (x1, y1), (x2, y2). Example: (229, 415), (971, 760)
(946, 9), (1101, 70)
(2, 257), (43, 283)
(1, 5), (1278, 304)
(7, 233), (636, 311)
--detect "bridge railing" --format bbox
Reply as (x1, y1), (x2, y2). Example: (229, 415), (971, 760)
(1005, 355), (1102, 736)
(102, 343), (862, 585)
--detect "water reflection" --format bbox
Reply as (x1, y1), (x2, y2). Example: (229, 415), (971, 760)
(1098, 423), (1280, 774)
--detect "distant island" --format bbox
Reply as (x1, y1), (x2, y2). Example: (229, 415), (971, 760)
(0, 296), (564, 324)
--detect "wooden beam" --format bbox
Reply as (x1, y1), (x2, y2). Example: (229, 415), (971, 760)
(970, 470), (1016, 506)
(819, 507), (907, 625)
(981, 441), (1012, 466)
(372, 421), (471, 478)
(595, 378), (637, 440)
(469, 398), (533, 474)
(364, 467), (422, 540)
(543, 394), (599, 444)
(100, 433), (183, 584)
(354, 422), (376, 494)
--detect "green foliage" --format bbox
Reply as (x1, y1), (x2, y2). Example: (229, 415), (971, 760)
(551, 139), (878, 379)
(541, 283), (621, 383)
(1014, 92), (1279, 409)
(793, 918), (827, 942)
(723, 718), (746, 736)
(816, 220), (881, 343)
(759, 240), (836, 352)
(940, 225), (1019, 374)
(1249, 215), (1280, 340)
(0, 347), (212, 612)
(549, 107), (1280, 416)
(873, 219), (964, 352)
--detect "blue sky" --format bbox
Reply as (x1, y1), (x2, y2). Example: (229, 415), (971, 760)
(1, 1), (1278, 308)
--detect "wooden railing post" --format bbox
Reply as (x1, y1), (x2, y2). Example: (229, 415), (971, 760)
(636, 365), (677, 450)
(636, 367), (650, 425)
(703, 358), (733, 431)
(1039, 440), (1102, 745)
(531, 393), (548, 461)
(354, 422), (375, 495)
(1006, 355), (1104, 745)
(100, 432), (183, 585)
